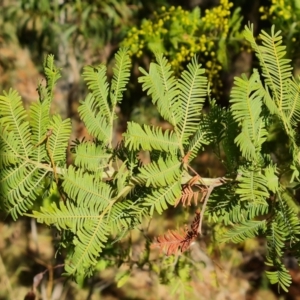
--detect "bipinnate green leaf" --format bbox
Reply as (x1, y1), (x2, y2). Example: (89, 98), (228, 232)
(65, 217), (110, 277)
(283, 77), (300, 126)
(221, 220), (266, 243)
(0, 54), (71, 220)
(187, 124), (211, 161)
(43, 54), (61, 100)
(48, 115), (71, 163)
(244, 25), (292, 109)
(32, 201), (90, 231)
(0, 89), (32, 158)
(144, 180), (181, 215)
(136, 157), (182, 188)
(79, 49), (130, 147)
(78, 93), (110, 143)
(62, 166), (113, 209)
(265, 265), (292, 293)
(0, 130), (21, 167)
(82, 64), (110, 123)
(29, 101), (50, 162)
(110, 48), (131, 106)
(230, 71), (267, 160)
(236, 168), (269, 203)
(124, 122), (180, 152)
(1, 165), (49, 219)
(138, 53), (180, 126)
(73, 142), (111, 172)
(177, 56), (208, 144)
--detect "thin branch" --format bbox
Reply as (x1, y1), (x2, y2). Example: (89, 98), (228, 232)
(198, 177), (224, 235)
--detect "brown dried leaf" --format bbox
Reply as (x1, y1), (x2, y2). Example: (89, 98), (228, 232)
(151, 228), (194, 255)
(175, 175), (207, 207)
(191, 210), (200, 235)
(152, 211), (200, 255)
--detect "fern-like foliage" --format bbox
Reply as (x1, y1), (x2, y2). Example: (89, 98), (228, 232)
(135, 157), (182, 188)
(2, 27), (300, 293)
(80, 48), (131, 147)
(244, 24), (300, 181)
(214, 24), (300, 291)
(221, 220), (266, 243)
(73, 142), (111, 172)
(124, 122), (180, 153)
(143, 180), (182, 216)
(244, 25), (292, 111)
(0, 55), (71, 219)
(230, 71), (267, 161)
(27, 49), (210, 278)
(176, 56), (208, 144)
(138, 53), (180, 127)
(137, 54), (208, 154)
(32, 49), (132, 278)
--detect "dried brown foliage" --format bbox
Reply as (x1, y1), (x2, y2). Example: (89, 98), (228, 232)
(152, 210), (200, 255)
(175, 175), (207, 207)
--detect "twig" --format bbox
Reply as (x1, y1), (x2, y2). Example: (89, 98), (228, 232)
(35, 129), (59, 184)
(29, 260), (65, 299)
(30, 218), (39, 254)
(198, 178), (224, 235)
(198, 185), (213, 235)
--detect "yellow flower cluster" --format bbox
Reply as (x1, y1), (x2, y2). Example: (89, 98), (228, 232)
(202, 0), (233, 38)
(260, 0), (292, 21)
(258, 0), (300, 59)
(122, 1), (240, 98)
(123, 5), (197, 60)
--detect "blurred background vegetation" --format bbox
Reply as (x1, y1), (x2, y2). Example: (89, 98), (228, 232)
(2, 0), (300, 299)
